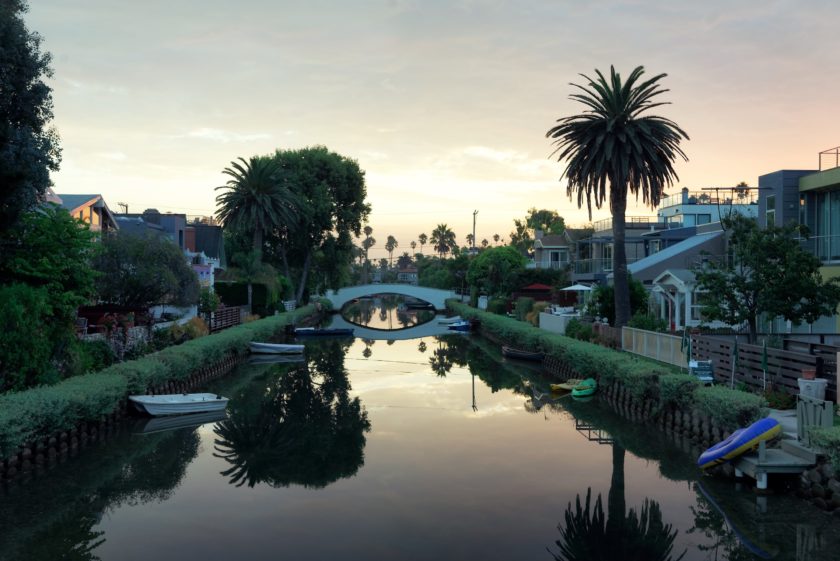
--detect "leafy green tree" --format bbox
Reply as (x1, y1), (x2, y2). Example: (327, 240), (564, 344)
(385, 235), (397, 266)
(215, 155), (298, 253)
(269, 146), (370, 301)
(418, 233), (428, 254)
(430, 224), (456, 258)
(0, 1), (61, 238)
(547, 65), (688, 327)
(467, 246), (526, 298)
(587, 277), (648, 325)
(0, 284), (54, 390)
(93, 233), (199, 308)
(396, 252), (413, 269)
(695, 214), (840, 343)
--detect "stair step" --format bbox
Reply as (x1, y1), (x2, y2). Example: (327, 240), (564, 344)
(781, 439), (818, 464)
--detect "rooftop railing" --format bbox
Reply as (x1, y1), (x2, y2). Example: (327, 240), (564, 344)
(659, 189), (758, 209)
(593, 216), (662, 232)
(819, 146), (840, 171)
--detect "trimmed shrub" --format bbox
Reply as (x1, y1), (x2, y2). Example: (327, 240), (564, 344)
(0, 304), (320, 459)
(693, 386), (767, 431)
(809, 426), (840, 471)
(658, 374), (701, 410)
(486, 298), (508, 315)
(514, 297), (534, 321)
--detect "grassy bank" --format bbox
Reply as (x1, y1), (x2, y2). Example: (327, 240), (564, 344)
(448, 301), (767, 431)
(0, 305), (320, 459)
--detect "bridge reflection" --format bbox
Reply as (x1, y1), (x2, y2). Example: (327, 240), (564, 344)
(328, 314), (458, 341)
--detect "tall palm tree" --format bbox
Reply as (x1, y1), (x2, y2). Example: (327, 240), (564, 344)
(546, 66), (688, 327)
(410, 240), (417, 253)
(493, 233), (500, 246)
(430, 224), (456, 259)
(385, 235), (398, 266)
(215, 156), (298, 252)
(465, 233), (475, 247)
(418, 233), (428, 254)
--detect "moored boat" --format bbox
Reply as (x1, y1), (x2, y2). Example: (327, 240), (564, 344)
(571, 378), (597, 398)
(550, 379), (582, 392)
(131, 410), (227, 434)
(447, 320), (471, 332)
(697, 417), (781, 470)
(437, 315), (463, 325)
(249, 342), (305, 354)
(294, 327), (354, 337)
(129, 393), (229, 417)
(501, 346), (544, 361)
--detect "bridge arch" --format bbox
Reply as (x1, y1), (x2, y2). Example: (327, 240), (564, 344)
(323, 284), (457, 311)
(326, 314), (457, 341)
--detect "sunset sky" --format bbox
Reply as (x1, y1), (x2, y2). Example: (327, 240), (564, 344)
(28, 0), (840, 259)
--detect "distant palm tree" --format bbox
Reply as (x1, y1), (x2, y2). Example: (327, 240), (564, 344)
(410, 240), (417, 253)
(547, 65), (688, 327)
(493, 233), (500, 245)
(481, 238), (489, 248)
(215, 156), (298, 252)
(465, 233), (475, 247)
(430, 224), (456, 259)
(397, 252), (413, 269)
(418, 233), (428, 254)
(385, 235), (398, 266)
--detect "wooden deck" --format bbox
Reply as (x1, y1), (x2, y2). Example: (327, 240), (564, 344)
(732, 440), (815, 490)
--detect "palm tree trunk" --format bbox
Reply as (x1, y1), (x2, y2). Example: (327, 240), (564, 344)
(606, 444), (626, 541)
(295, 249), (313, 303)
(253, 228), (263, 253)
(247, 282), (253, 314)
(612, 191), (631, 328)
(279, 247), (293, 296)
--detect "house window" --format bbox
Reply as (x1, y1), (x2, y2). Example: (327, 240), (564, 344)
(766, 195), (776, 228)
(697, 214), (711, 225)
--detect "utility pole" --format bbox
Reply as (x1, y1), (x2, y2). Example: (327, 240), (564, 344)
(472, 209), (478, 252)
(117, 202), (128, 214)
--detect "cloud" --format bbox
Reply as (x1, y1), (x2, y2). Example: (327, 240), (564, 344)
(176, 128), (272, 143)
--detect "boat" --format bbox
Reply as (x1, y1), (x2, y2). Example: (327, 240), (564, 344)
(697, 417), (781, 470)
(447, 320), (471, 332)
(131, 410), (227, 435)
(571, 378), (597, 398)
(249, 342), (305, 354)
(248, 353), (306, 365)
(129, 393), (229, 417)
(550, 379), (582, 392)
(501, 346), (544, 361)
(294, 327), (354, 337)
(437, 315), (463, 325)
(404, 301), (435, 310)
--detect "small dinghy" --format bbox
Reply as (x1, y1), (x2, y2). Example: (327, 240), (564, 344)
(698, 417), (781, 470)
(249, 342), (305, 354)
(550, 379), (582, 392)
(447, 320), (471, 332)
(501, 346), (544, 361)
(437, 315), (463, 325)
(131, 410), (227, 434)
(571, 378), (597, 398)
(129, 393), (229, 417)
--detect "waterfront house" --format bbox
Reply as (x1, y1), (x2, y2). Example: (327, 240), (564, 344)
(54, 193), (119, 234)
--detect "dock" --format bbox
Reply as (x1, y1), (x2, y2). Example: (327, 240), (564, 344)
(732, 433), (817, 490)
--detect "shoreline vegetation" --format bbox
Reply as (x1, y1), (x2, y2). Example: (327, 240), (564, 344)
(0, 304), (324, 462)
(447, 300), (840, 468)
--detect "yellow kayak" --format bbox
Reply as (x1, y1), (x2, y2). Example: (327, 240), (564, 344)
(550, 379), (582, 392)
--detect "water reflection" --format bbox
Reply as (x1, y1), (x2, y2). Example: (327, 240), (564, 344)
(342, 293), (435, 330)
(213, 340), (371, 488)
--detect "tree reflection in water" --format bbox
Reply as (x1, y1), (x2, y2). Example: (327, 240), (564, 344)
(213, 340), (371, 489)
(549, 444), (685, 561)
(342, 294), (434, 330)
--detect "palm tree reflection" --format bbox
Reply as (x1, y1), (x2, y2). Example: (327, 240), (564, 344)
(550, 444), (684, 561)
(214, 342), (371, 489)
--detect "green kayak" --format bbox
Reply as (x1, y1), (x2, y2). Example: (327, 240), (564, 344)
(571, 377), (597, 398)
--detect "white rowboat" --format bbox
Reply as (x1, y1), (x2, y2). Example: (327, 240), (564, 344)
(437, 316), (463, 325)
(129, 393), (229, 416)
(249, 342), (305, 354)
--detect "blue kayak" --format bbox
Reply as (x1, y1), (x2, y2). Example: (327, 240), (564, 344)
(697, 417), (781, 470)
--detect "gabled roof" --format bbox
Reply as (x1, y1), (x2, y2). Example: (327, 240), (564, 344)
(534, 235), (568, 248)
(628, 230), (723, 277)
(652, 269), (696, 291)
(56, 194), (101, 213)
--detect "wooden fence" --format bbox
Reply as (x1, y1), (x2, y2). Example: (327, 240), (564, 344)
(210, 306), (244, 332)
(692, 335), (837, 402)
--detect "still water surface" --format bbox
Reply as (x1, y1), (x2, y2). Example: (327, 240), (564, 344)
(1, 319), (838, 560)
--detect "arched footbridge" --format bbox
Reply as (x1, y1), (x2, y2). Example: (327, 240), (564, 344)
(325, 314), (458, 341)
(323, 284), (457, 311)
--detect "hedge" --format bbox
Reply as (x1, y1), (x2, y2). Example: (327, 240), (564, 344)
(809, 426), (840, 470)
(0, 303), (322, 459)
(448, 300), (767, 431)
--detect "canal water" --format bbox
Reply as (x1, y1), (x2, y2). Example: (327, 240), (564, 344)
(1, 302), (838, 560)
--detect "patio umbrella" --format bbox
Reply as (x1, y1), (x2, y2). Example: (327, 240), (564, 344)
(560, 284), (593, 292)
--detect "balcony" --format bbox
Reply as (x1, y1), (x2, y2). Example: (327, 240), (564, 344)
(659, 189), (758, 209)
(593, 216), (663, 232)
(819, 146), (840, 171)
(574, 257), (641, 275)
